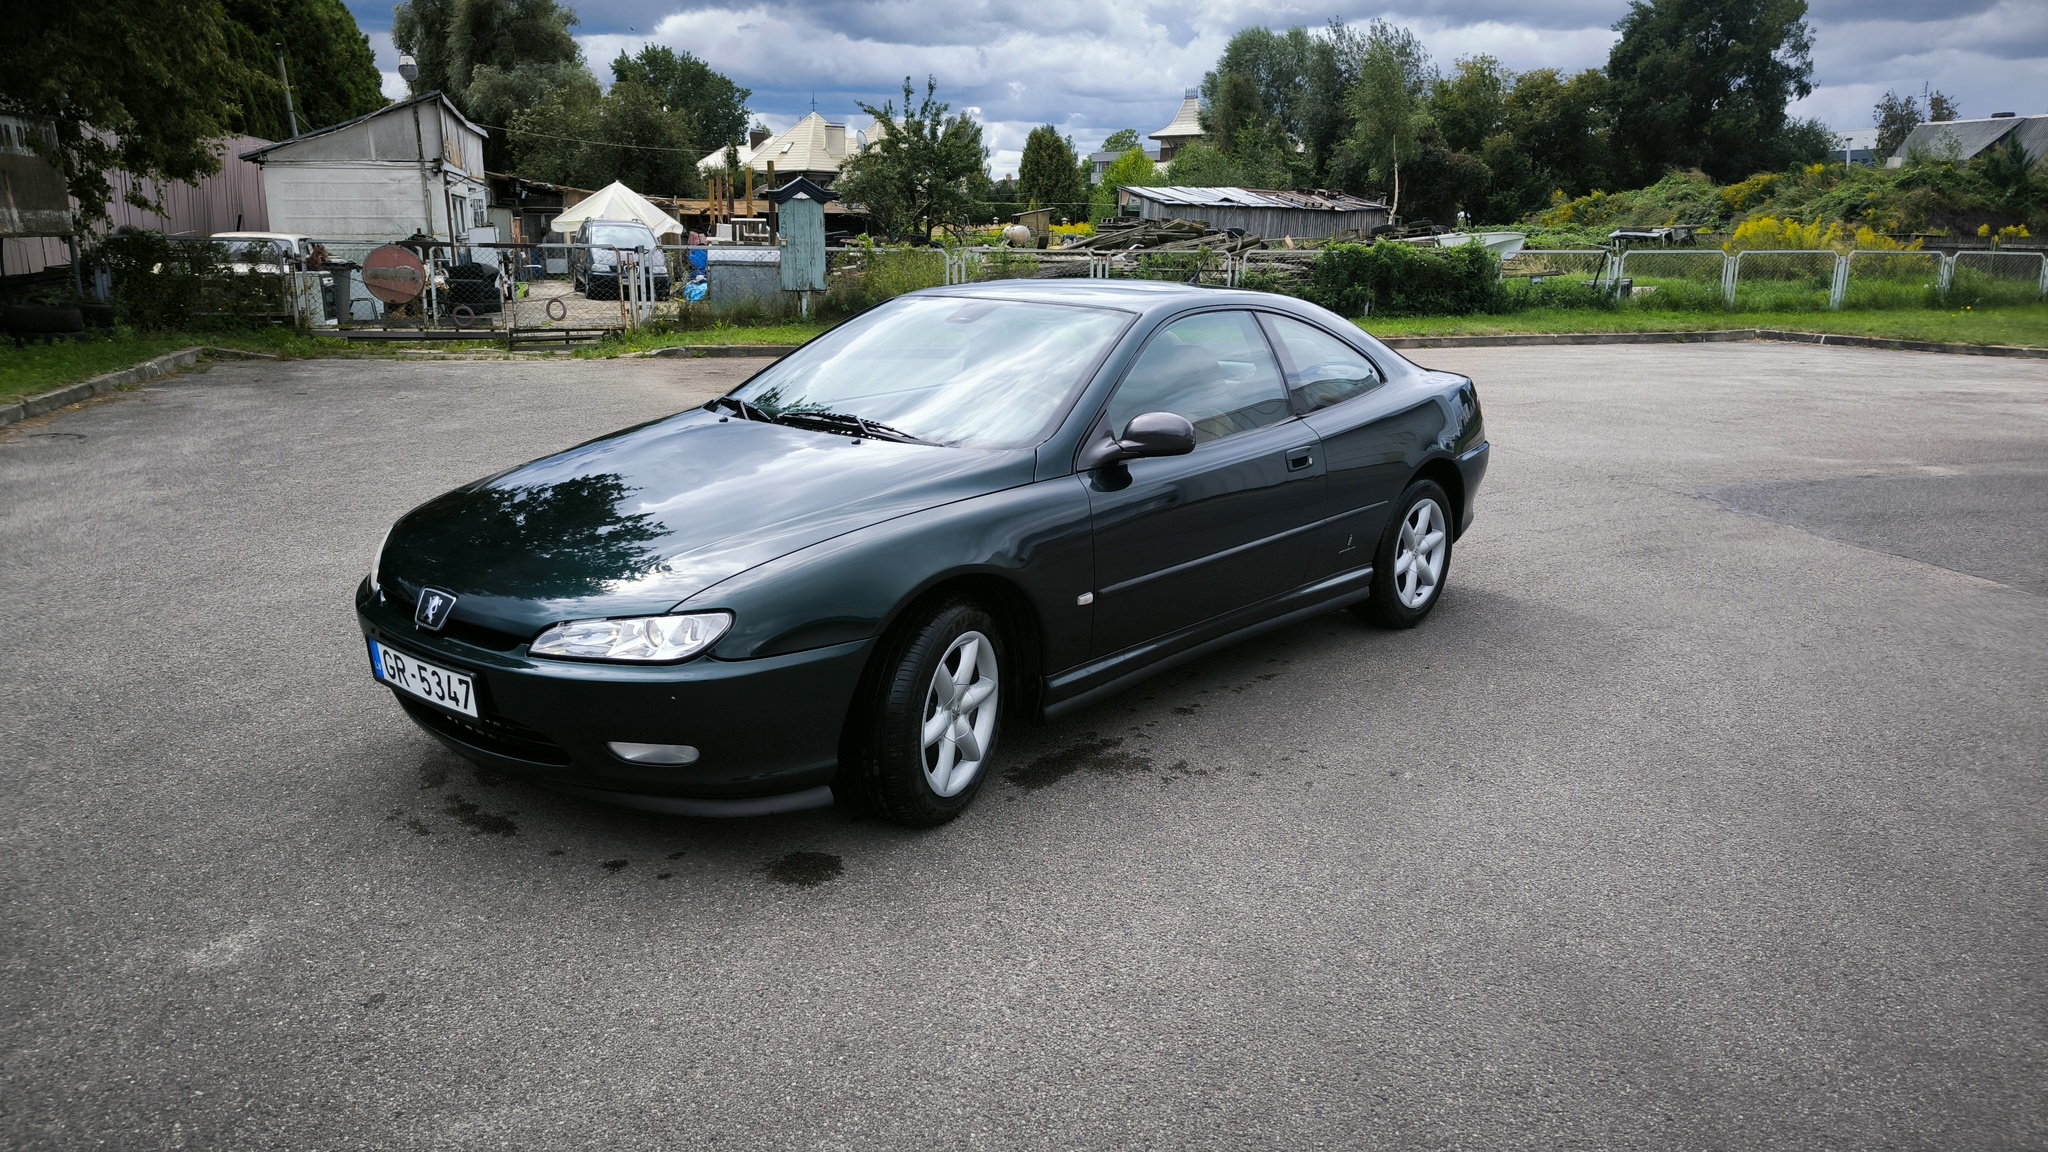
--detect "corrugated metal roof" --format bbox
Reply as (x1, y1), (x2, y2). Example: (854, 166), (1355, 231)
(1895, 115), (2047, 162)
(239, 91), (483, 162)
(1123, 186), (1389, 212)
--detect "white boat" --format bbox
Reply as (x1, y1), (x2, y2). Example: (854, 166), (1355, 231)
(1398, 231), (1527, 258)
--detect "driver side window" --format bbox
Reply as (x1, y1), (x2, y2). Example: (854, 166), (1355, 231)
(1106, 311), (1290, 445)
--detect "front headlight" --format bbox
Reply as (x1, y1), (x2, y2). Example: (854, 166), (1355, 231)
(529, 612), (732, 663)
(368, 523), (395, 593)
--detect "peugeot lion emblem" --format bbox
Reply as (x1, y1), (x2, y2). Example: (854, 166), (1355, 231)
(415, 588), (457, 631)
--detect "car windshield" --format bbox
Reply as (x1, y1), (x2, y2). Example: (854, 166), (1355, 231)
(729, 296), (1132, 449)
(221, 240), (289, 262)
(586, 225), (656, 250)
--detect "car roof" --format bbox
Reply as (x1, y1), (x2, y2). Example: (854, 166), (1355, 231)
(917, 278), (1318, 317)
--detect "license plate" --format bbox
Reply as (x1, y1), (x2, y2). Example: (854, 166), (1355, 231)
(369, 640), (477, 718)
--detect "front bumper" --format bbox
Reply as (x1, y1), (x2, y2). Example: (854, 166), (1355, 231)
(356, 582), (869, 799)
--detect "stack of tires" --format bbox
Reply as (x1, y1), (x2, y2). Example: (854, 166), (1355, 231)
(3, 303), (85, 347)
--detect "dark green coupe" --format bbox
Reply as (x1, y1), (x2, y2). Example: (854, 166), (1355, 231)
(358, 280), (1488, 826)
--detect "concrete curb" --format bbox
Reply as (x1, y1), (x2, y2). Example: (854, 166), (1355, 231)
(1380, 328), (2048, 358)
(1, 346), (209, 430)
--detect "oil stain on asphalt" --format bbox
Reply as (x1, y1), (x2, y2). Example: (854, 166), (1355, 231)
(1003, 735), (1156, 792)
(441, 794), (518, 837)
(765, 852), (843, 887)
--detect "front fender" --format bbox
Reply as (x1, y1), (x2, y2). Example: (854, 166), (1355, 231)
(682, 475), (1096, 672)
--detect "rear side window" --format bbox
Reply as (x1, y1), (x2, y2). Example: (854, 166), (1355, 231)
(1107, 311), (1290, 445)
(1262, 315), (1383, 412)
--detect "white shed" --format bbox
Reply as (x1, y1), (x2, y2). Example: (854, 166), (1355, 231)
(240, 92), (490, 246)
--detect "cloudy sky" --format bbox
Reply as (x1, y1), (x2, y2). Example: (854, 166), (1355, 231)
(344, 0), (2047, 177)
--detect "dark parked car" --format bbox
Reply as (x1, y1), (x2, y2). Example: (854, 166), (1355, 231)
(358, 281), (1488, 825)
(567, 219), (670, 300)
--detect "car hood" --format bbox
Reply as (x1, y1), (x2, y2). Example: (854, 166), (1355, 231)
(381, 408), (1035, 637)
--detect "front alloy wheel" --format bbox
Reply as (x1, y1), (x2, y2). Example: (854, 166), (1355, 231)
(837, 598), (1005, 826)
(921, 631), (999, 797)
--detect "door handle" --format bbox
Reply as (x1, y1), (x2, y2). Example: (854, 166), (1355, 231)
(1286, 445), (1316, 471)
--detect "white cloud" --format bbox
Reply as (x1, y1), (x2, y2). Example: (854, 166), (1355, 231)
(383, 0), (2039, 169)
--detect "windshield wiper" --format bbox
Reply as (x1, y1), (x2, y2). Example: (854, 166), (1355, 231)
(709, 396), (775, 423)
(773, 410), (925, 444)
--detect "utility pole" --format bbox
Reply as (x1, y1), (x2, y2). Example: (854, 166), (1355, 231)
(275, 44), (300, 138)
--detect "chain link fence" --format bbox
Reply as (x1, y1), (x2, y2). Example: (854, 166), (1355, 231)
(1728, 250), (1839, 311)
(1949, 250), (2048, 308)
(134, 235), (2041, 337)
(1841, 250), (1945, 310)
(1617, 249), (1731, 309)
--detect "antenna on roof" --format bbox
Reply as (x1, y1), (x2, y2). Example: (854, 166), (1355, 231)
(811, 92), (818, 113)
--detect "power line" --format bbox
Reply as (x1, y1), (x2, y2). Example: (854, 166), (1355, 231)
(475, 120), (729, 156)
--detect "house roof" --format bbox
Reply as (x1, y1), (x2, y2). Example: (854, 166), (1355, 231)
(1122, 186), (1388, 212)
(1895, 114), (2048, 164)
(1150, 90), (1205, 141)
(698, 112), (856, 175)
(239, 91), (484, 162)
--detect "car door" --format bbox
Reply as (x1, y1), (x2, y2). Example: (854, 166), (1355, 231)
(1259, 313), (1443, 584)
(1085, 309), (1326, 657)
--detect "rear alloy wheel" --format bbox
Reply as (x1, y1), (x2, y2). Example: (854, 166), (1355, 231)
(1355, 478), (1454, 629)
(837, 599), (1004, 826)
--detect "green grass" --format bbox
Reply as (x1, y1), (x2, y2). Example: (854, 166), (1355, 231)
(576, 322), (830, 358)
(1361, 303), (2048, 347)
(0, 328), (351, 403)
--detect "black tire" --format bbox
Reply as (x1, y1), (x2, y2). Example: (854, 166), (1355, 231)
(1353, 478), (1455, 629)
(835, 598), (1004, 827)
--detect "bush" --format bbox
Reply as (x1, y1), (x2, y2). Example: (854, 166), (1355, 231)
(1303, 242), (1504, 317)
(96, 230), (293, 331)
(1500, 276), (1617, 312)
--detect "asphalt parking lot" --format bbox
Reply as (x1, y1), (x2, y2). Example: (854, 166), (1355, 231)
(2, 342), (2043, 1150)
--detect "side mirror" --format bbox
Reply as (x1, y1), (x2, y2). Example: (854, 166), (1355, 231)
(1076, 411), (1197, 471)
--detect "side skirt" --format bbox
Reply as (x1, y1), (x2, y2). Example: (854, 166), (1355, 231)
(1039, 565), (1375, 720)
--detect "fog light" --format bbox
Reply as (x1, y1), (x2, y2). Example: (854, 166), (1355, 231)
(608, 742), (699, 765)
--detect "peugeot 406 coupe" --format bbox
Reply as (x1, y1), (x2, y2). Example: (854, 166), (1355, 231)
(358, 280), (1488, 826)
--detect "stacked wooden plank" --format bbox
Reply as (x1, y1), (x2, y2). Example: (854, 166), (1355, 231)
(1063, 219), (1265, 254)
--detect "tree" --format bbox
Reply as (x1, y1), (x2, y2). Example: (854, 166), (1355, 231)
(1101, 128), (1142, 153)
(1200, 21), (1366, 186)
(1872, 89), (1920, 165)
(1207, 71), (1266, 158)
(1976, 138), (2041, 219)
(1018, 125), (1084, 210)
(1166, 141), (1240, 186)
(610, 46), (751, 159)
(506, 50), (734, 196)
(1509, 68), (1611, 198)
(1091, 147), (1163, 220)
(1606, 0), (1817, 184)
(1431, 56), (1510, 156)
(1924, 84), (1958, 124)
(1336, 21), (1434, 218)
(220, 0), (386, 140)
(836, 76), (988, 239)
(0, 0), (253, 225)
(394, 0), (587, 171)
